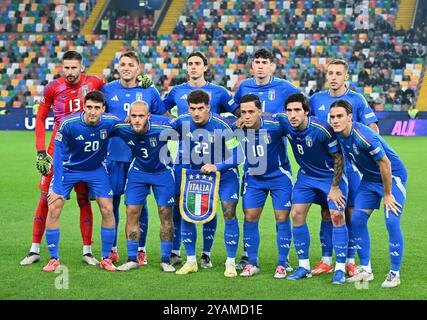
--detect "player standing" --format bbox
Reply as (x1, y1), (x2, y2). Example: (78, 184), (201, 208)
(21, 51), (104, 266)
(112, 101), (175, 272)
(275, 93), (349, 284)
(163, 52), (239, 268)
(102, 50), (168, 266)
(170, 90), (243, 277)
(233, 48), (300, 271)
(236, 94), (293, 278)
(42, 91), (119, 272)
(330, 100), (407, 288)
(309, 59), (379, 277)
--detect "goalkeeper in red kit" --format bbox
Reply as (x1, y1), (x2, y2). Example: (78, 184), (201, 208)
(20, 50), (153, 266)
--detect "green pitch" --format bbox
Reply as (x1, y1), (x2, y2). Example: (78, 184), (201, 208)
(1, 131), (426, 300)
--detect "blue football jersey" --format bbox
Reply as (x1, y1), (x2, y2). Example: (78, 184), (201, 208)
(163, 82), (236, 116)
(53, 112), (119, 180)
(237, 116), (291, 179)
(234, 77), (301, 113)
(111, 115), (173, 173)
(309, 88), (377, 125)
(170, 113), (242, 172)
(102, 80), (167, 162)
(336, 122), (407, 183)
(275, 114), (341, 179)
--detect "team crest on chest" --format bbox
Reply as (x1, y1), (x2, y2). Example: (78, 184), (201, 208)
(81, 85), (88, 96)
(136, 92), (143, 101)
(150, 137), (157, 147)
(263, 133), (272, 144)
(305, 136), (313, 147)
(268, 90), (275, 101)
(100, 129), (107, 139)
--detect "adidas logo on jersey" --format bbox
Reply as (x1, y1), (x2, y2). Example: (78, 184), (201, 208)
(205, 235), (214, 240)
(285, 201), (291, 207)
(180, 94), (188, 100)
(167, 197), (175, 204)
(230, 193), (238, 200)
(226, 240), (237, 245)
(108, 190), (113, 196)
(75, 135), (84, 140)
(318, 105), (326, 111)
(183, 238), (192, 243)
(127, 140), (135, 146)
(110, 95), (119, 101)
(296, 250), (305, 255)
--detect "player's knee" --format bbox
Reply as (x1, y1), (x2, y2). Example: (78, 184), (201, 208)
(291, 210), (306, 225)
(351, 210), (368, 229)
(76, 194), (90, 207)
(99, 202), (114, 217)
(222, 203), (237, 220)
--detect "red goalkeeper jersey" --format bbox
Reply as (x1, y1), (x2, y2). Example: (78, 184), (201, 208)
(35, 74), (105, 153)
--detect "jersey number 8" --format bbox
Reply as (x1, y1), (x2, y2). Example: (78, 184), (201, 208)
(296, 144), (304, 155)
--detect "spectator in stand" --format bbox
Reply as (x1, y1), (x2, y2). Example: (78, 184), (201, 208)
(115, 15), (126, 39)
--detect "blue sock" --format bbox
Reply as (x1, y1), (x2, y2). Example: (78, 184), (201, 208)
(161, 241), (173, 263)
(181, 220), (196, 257)
(293, 224), (310, 260)
(46, 229), (60, 259)
(126, 240), (138, 262)
(139, 202), (149, 248)
(112, 195), (121, 247)
(385, 211), (404, 271)
(332, 225), (348, 264)
(101, 226), (116, 259)
(224, 219), (239, 259)
(172, 204), (182, 252)
(243, 220), (259, 266)
(346, 221), (357, 259)
(276, 219), (292, 266)
(202, 215), (217, 253)
(320, 220), (333, 257)
(351, 210), (371, 266)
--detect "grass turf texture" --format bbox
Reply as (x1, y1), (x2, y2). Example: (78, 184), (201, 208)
(1, 131), (426, 300)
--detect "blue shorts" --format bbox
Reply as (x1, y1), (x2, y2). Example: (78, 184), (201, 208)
(51, 165), (113, 199)
(292, 171), (348, 211)
(347, 165), (362, 208)
(106, 159), (131, 195)
(354, 175), (407, 211)
(242, 171), (293, 210)
(219, 168), (240, 203)
(125, 166), (176, 206)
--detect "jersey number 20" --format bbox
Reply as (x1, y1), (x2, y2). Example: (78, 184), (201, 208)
(84, 141), (99, 152)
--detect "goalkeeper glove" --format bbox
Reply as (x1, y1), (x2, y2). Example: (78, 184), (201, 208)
(36, 150), (52, 176)
(137, 74), (154, 88)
